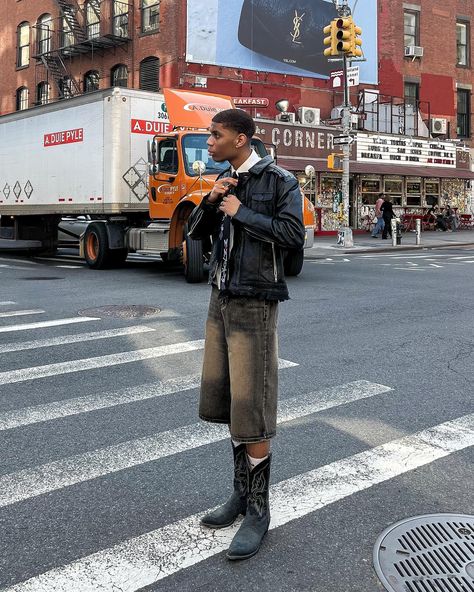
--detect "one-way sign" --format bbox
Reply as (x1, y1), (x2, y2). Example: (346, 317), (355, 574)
(333, 135), (355, 146)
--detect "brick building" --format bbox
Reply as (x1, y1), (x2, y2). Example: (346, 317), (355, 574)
(1, 0), (473, 229)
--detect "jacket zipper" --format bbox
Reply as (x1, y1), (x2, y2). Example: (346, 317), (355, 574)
(271, 243), (278, 282)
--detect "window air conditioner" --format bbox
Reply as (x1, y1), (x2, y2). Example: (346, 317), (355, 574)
(276, 112), (296, 123)
(430, 117), (448, 135)
(297, 107), (320, 126)
(404, 46), (424, 58)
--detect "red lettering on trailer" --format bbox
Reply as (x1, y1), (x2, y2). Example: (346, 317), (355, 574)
(44, 128), (84, 147)
(131, 119), (172, 135)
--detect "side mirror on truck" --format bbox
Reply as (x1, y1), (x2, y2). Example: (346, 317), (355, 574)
(148, 139), (159, 175)
(192, 160), (206, 177)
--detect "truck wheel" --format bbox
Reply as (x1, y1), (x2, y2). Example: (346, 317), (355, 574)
(84, 223), (112, 269)
(284, 249), (304, 276)
(183, 224), (204, 283)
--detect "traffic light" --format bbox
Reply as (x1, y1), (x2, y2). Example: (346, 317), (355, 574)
(351, 22), (363, 57)
(323, 20), (337, 57)
(327, 153), (344, 170)
(335, 17), (352, 53)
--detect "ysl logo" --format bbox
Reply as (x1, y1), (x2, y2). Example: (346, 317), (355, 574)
(291, 10), (305, 44)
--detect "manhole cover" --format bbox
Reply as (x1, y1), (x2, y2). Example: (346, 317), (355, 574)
(78, 305), (161, 319)
(374, 514), (474, 592)
(20, 276), (64, 281)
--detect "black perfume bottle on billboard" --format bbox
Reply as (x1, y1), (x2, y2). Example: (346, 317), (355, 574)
(238, 0), (338, 77)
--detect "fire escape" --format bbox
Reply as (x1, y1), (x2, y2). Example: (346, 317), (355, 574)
(33, 0), (133, 102)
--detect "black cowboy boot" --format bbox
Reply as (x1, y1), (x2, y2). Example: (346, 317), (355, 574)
(226, 454), (271, 560)
(200, 442), (248, 529)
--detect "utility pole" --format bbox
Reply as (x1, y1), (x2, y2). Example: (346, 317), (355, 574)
(324, 0), (362, 246)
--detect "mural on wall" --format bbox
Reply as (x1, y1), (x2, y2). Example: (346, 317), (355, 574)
(441, 179), (470, 213)
(186, 0), (378, 83)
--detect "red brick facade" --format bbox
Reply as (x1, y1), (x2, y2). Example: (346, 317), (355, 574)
(1, 0), (473, 142)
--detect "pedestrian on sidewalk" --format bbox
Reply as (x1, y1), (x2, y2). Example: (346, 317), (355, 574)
(381, 195), (395, 239)
(371, 193), (385, 238)
(187, 109), (305, 561)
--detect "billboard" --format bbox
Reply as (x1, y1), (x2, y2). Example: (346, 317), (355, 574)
(186, 0), (378, 83)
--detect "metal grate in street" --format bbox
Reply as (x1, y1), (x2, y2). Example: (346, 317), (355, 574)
(373, 514), (474, 592)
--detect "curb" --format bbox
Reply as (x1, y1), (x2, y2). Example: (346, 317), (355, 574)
(304, 241), (474, 259)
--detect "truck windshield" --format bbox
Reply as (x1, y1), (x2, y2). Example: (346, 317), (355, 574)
(182, 134), (269, 176)
(182, 134), (228, 176)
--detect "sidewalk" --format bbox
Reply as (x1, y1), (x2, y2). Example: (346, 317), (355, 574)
(304, 229), (474, 258)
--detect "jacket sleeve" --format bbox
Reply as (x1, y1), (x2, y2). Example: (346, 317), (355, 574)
(232, 176), (305, 250)
(187, 194), (223, 241)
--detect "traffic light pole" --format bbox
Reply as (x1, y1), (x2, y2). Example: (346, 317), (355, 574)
(341, 52), (351, 229)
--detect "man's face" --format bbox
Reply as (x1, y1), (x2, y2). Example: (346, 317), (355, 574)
(207, 122), (243, 163)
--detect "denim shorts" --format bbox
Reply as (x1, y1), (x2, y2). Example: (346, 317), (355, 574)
(199, 287), (279, 442)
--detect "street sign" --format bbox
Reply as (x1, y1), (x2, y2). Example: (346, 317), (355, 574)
(333, 135), (355, 146)
(330, 66), (360, 89)
(325, 118), (342, 126)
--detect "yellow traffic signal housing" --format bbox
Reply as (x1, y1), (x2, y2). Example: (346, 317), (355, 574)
(351, 22), (363, 57)
(327, 153), (344, 171)
(323, 20), (338, 57)
(336, 17), (353, 53)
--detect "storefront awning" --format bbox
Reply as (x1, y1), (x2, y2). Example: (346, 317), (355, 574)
(278, 156), (474, 179)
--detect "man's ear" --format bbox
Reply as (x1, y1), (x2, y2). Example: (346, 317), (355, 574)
(235, 133), (248, 149)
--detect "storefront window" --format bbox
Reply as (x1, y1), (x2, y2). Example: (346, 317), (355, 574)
(425, 179), (440, 207)
(383, 177), (402, 205)
(360, 177), (381, 205)
(406, 178), (422, 206)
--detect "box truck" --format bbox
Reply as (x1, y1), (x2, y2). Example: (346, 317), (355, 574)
(0, 87), (315, 281)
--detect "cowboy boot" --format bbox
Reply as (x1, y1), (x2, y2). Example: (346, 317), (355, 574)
(200, 442), (248, 529)
(226, 454), (271, 560)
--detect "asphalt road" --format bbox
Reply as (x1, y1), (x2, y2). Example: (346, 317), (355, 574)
(0, 248), (473, 592)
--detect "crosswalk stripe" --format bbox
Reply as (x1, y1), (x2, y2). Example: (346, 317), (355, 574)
(0, 309), (45, 319)
(0, 317), (100, 334)
(0, 360), (297, 432)
(0, 381), (388, 508)
(6, 411), (473, 592)
(0, 326), (156, 354)
(0, 340), (206, 385)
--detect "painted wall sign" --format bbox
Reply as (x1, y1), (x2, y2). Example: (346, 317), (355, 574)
(44, 128), (83, 147)
(233, 97), (270, 107)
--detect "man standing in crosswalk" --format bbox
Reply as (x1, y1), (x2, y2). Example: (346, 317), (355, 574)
(188, 108), (305, 560)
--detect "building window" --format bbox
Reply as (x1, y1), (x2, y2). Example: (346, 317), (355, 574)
(62, 13), (75, 47)
(111, 64), (128, 87)
(84, 70), (100, 92)
(37, 14), (52, 55)
(86, 0), (100, 39)
(36, 82), (50, 105)
(360, 177), (381, 205)
(17, 22), (30, 67)
(425, 179), (440, 207)
(457, 89), (471, 138)
(139, 57), (160, 91)
(404, 10), (419, 47)
(16, 87), (29, 111)
(406, 178), (422, 206)
(58, 77), (73, 99)
(456, 21), (470, 66)
(113, 1), (129, 37)
(404, 82), (419, 106)
(142, 0), (160, 33)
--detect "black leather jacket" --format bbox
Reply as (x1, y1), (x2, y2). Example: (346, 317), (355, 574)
(188, 156), (305, 301)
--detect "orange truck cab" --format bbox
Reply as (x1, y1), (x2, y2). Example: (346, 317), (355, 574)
(146, 89), (315, 282)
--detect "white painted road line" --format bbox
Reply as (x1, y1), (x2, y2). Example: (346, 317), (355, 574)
(0, 360), (297, 432)
(0, 381), (388, 508)
(6, 411), (473, 592)
(0, 301), (17, 306)
(0, 309), (45, 319)
(0, 317), (100, 334)
(0, 326), (156, 354)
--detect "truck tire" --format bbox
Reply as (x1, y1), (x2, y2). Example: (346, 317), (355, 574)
(284, 249), (304, 276)
(84, 223), (113, 269)
(183, 224), (204, 283)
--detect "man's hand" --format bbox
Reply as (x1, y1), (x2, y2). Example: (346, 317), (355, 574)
(208, 176), (238, 204)
(219, 194), (241, 217)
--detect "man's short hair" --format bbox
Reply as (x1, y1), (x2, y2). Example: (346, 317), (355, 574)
(212, 109), (256, 139)
(378, 193), (384, 199)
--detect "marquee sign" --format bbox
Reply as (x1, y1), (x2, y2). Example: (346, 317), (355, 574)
(357, 133), (456, 168)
